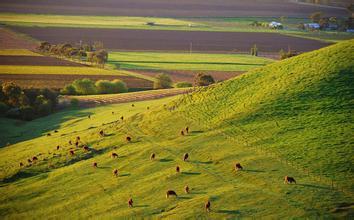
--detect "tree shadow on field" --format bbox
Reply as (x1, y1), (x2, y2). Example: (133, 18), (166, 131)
(1, 170), (39, 184)
(217, 209), (240, 215)
(0, 109), (94, 148)
(297, 183), (331, 190)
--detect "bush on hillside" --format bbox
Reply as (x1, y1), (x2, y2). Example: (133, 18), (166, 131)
(194, 73), (215, 86)
(20, 105), (35, 121)
(95, 80), (116, 94)
(0, 102), (9, 115)
(61, 84), (77, 95)
(154, 73), (173, 89)
(175, 82), (193, 88)
(112, 79), (128, 93)
(72, 78), (97, 95)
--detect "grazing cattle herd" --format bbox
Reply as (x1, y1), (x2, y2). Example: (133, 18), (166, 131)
(17, 121), (297, 214)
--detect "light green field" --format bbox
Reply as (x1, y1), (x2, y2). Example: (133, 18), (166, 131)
(108, 52), (273, 72)
(0, 40), (353, 218)
(1, 13), (353, 42)
(0, 49), (41, 56)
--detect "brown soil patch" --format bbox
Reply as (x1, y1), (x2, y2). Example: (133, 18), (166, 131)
(0, 0), (347, 17)
(11, 27), (331, 53)
(0, 27), (37, 50)
(0, 74), (153, 89)
(0, 55), (85, 66)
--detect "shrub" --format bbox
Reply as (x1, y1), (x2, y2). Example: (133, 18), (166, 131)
(61, 84), (77, 95)
(0, 102), (9, 115)
(2, 82), (22, 107)
(154, 73), (173, 89)
(35, 95), (52, 116)
(175, 82), (193, 88)
(95, 80), (116, 94)
(5, 108), (20, 118)
(72, 78), (96, 95)
(20, 105), (35, 121)
(112, 79), (128, 93)
(70, 98), (79, 107)
(194, 73), (215, 86)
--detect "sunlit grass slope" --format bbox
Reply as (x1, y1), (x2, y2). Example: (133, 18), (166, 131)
(0, 40), (353, 218)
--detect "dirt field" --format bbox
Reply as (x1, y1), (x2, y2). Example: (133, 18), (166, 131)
(0, 27), (37, 50)
(0, 0), (348, 17)
(0, 74), (153, 90)
(135, 70), (244, 83)
(0, 55), (85, 66)
(12, 27), (331, 53)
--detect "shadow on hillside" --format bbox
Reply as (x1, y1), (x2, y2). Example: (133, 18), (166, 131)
(216, 209), (240, 215)
(182, 171), (201, 175)
(1, 170), (39, 184)
(0, 109), (93, 148)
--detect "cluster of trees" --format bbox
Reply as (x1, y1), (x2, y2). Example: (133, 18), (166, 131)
(38, 41), (108, 67)
(299, 12), (353, 31)
(61, 78), (128, 95)
(153, 73), (215, 89)
(0, 82), (58, 121)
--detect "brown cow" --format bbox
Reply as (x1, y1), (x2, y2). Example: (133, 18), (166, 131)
(19, 162), (24, 167)
(93, 162), (98, 168)
(69, 140), (72, 145)
(147, 106), (150, 110)
(56, 145), (60, 150)
(69, 150), (75, 156)
(113, 169), (118, 176)
(150, 153), (156, 160)
(184, 185), (190, 194)
(183, 153), (189, 162)
(176, 166), (180, 173)
(186, 127), (189, 133)
(284, 176), (296, 184)
(88, 115), (91, 119)
(126, 136), (132, 142)
(47, 133), (51, 136)
(111, 152), (118, 158)
(121, 116), (124, 120)
(180, 130), (185, 136)
(132, 104), (135, 107)
(166, 190), (177, 198)
(83, 146), (89, 151)
(99, 130), (105, 137)
(235, 163), (243, 171)
(76, 136), (80, 141)
(27, 159), (32, 163)
(205, 200), (211, 212)
(54, 130), (58, 133)
(128, 198), (133, 207)
(112, 111), (114, 115)
(32, 156), (38, 162)
(75, 141), (79, 147)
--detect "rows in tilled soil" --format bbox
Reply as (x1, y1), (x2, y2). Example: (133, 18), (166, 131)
(0, 55), (85, 66)
(0, 28), (37, 50)
(11, 27), (331, 53)
(0, 74), (153, 89)
(0, 0), (348, 17)
(134, 70), (244, 83)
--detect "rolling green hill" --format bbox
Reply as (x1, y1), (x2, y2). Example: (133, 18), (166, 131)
(0, 40), (353, 218)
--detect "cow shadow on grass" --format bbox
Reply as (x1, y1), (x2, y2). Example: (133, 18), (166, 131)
(119, 173), (131, 177)
(189, 130), (203, 135)
(297, 183), (331, 190)
(191, 191), (207, 195)
(244, 169), (265, 173)
(191, 160), (212, 165)
(135, 204), (149, 208)
(216, 209), (240, 215)
(159, 158), (173, 163)
(182, 171), (201, 175)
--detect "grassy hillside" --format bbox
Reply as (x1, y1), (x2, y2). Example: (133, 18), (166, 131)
(108, 52), (273, 72)
(0, 40), (353, 218)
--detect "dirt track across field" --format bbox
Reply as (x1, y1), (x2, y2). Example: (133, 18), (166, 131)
(63, 88), (192, 107)
(0, 0), (348, 17)
(135, 70), (244, 83)
(0, 55), (85, 66)
(12, 27), (331, 53)
(0, 74), (153, 89)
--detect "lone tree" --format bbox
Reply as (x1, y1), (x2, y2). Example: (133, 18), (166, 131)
(250, 44), (258, 56)
(153, 73), (172, 89)
(309, 12), (323, 23)
(194, 73), (215, 86)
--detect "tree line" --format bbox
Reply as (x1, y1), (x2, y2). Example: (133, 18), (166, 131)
(0, 82), (58, 121)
